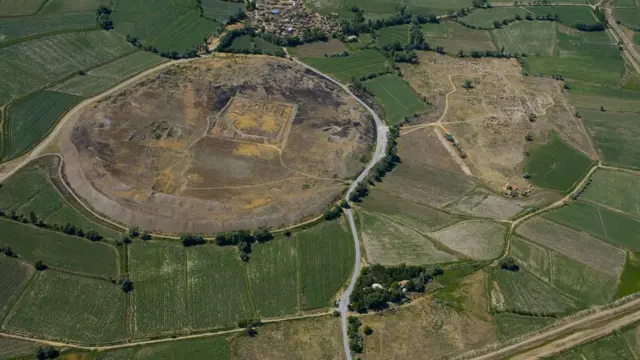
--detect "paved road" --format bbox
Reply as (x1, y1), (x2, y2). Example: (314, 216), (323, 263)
(290, 57), (389, 360)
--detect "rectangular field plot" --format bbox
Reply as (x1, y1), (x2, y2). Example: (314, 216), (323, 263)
(494, 313), (556, 341)
(202, 0), (244, 22)
(578, 109), (640, 169)
(459, 7), (529, 28)
(492, 21), (556, 56)
(246, 239), (299, 318)
(552, 333), (635, 360)
(376, 25), (409, 47)
(4, 271), (126, 343)
(510, 235), (551, 282)
(448, 189), (529, 220)
(526, 6), (600, 26)
(0, 0), (45, 16)
(491, 268), (577, 315)
(3, 91), (83, 160)
(543, 201), (640, 251)
(303, 49), (388, 83)
(39, 0), (110, 14)
(297, 220), (354, 310)
(583, 169), (640, 218)
(524, 55), (625, 86)
(0, 12), (97, 44)
(375, 163), (476, 209)
(360, 189), (460, 233)
(94, 335), (229, 360)
(0, 257), (34, 319)
(557, 30), (619, 59)
(227, 35), (283, 53)
(429, 220), (506, 261)
(524, 132), (594, 191)
(570, 84), (640, 113)
(517, 217), (626, 278)
(364, 74), (428, 125)
(617, 252), (640, 298)
(0, 337), (43, 359)
(426, 20), (497, 53)
(360, 211), (457, 266)
(0, 218), (118, 278)
(130, 241), (188, 336)
(54, 51), (167, 97)
(614, 8), (640, 28)
(0, 30), (133, 106)
(0, 158), (120, 240)
(550, 252), (617, 306)
(186, 246), (253, 330)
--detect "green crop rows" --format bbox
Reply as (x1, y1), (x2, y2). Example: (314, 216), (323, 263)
(228, 35), (283, 53)
(524, 132), (594, 191)
(376, 24), (410, 47)
(0, 256), (34, 320)
(578, 109), (640, 169)
(492, 21), (556, 56)
(525, 6), (599, 26)
(0, 12), (97, 45)
(303, 49), (388, 83)
(297, 221), (353, 310)
(2, 91), (82, 160)
(550, 252), (617, 306)
(494, 312), (555, 341)
(583, 170), (640, 218)
(4, 271), (126, 343)
(94, 336), (229, 360)
(365, 74), (427, 125)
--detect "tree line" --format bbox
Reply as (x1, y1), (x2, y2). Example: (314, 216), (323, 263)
(0, 208), (104, 242)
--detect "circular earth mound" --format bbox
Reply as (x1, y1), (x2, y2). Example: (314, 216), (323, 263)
(59, 56), (374, 233)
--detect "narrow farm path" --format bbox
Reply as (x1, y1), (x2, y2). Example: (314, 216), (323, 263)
(289, 55), (389, 360)
(604, 0), (640, 75)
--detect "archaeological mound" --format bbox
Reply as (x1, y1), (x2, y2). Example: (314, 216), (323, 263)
(59, 56), (374, 233)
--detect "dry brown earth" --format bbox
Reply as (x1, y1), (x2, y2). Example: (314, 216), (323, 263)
(57, 55), (374, 233)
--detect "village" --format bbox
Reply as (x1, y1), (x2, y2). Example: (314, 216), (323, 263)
(246, 0), (341, 37)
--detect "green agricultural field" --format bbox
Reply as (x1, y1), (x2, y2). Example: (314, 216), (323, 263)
(0, 256), (34, 319)
(302, 49), (388, 83)
(524, 132), (593, 191)
(517, 217), (626, 278)
(0, 0), (45, 16)
(376, 24), (410, 47)
(615, 8), (640, 28)
(228, 35), (283, 53)
(54, 51), (167, 96)
(493, 312), (556, 341)
(186, 245), (253, 330)
(376, 162), (476, 208)
(490, 268), (578, 315)
(0, 30), (134, 106)
(550, 252), (617, 306)
(526, 6), (599, 26)
(426, 20), (497, 53)
(551, 333), (635, 360)
(635, 33), (640, 46)
(557, 30), (619, 59)
(570, 84), (640, 113)
(0, 218), (118, 278)
(364, 74), (428, 125)
(578, 108), (640, 169)
(202, 0), (244, 22)
(492, 20), (556, 56)
(0, 157), (121, 240)
(93, 336), (229, 360)
(459, 7), (529, 29)
(510, 235), (551, 282)
(111, 0), (219, 53)
(297, 220), (354, 310)
(421, 21), (449, 37)
(360, 210), (457, 266)
(582, 169), (640, 218)
(617, 252), (640, 298)
(4, 271), (126, 343)
(543, 201), (640, 251)
(39, 0), (110, 14)
(246, 239), (299, 318)
(0, 337), (41, 359)
(2, 91), (83, 160)
(360, 189), (460, 233)
(524, 55), (625, 86)
(0, 12), (97, 45)
(129, 241), (188, 336)
(429, 220), (505, 261)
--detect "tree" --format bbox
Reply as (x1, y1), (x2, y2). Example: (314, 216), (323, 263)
(86, 230), (102, 241)
(600, 105), (606, 112)
(525, 132), (534, 141)
(463, 79), (473, 89)
(35, 260), (47, 271)
(121, 278), (134, 293)
(30, 211), (37, 224)
(500, 256), (520, 271)
(141, 230), (152, 241)
(181, 233), (205, 247)
(363, 325), (373, 335)
(128, 226), (140, 238)
(253, 228), (272, 243)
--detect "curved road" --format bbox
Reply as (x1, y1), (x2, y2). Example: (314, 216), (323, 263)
(290, 57), (389, 360)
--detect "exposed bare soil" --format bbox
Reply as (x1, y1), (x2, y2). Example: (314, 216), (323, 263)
(58, 55), (374, 233)
(401, 52), (596, 193)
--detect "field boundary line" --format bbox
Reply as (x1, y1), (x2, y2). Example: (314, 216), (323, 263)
(295, 235), (302, 313)
(242, 262), (258, 318)
(0, 263), (37, 326)
(0, 26), (102, 49)
(1, 271), (40, 330)
(554, 82), (598, 160)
